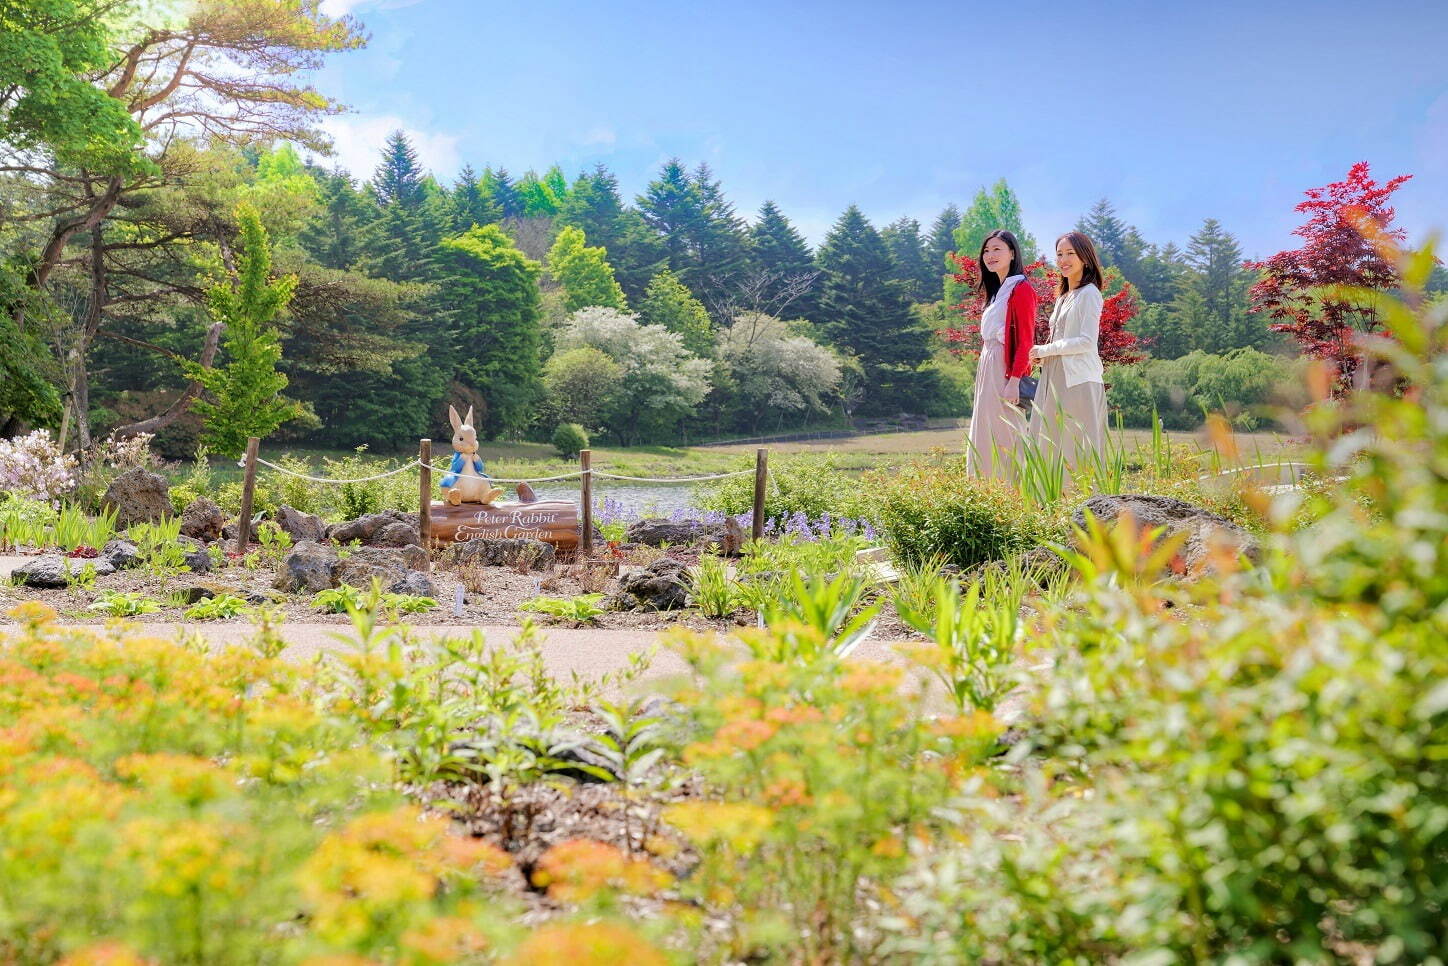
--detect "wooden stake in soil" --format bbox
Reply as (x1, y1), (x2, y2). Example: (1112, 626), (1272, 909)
(580, 449), (593, 556)
(752, 447), (768, 542)
(236, 436), (260, 554)
(418, 438), (432, 550)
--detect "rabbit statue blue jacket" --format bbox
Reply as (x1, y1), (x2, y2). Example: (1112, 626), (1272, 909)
(440, 452), (488, 488)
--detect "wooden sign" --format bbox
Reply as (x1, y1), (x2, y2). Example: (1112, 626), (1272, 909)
(427, 500), (580, 549)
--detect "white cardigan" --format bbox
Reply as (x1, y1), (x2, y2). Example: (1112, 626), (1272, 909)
(1034, 284), (1105, 387)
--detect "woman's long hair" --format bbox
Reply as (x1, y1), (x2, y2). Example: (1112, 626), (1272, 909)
(977, 229), (1026, 304)
(1055, 231), (1105, 296)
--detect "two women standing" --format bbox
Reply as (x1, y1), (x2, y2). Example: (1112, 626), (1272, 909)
(967, 229), (1109, 479)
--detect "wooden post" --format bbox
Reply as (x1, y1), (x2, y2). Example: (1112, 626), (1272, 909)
(752, 447), (768, 542)
(236, 436), (260, 554)
(418, 438), (431, 550)
(580, 449), (593, 556)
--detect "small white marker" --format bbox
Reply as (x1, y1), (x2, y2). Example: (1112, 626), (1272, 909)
(453, 585), (465, 617)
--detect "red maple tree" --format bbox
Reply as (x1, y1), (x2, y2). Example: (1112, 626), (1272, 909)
(941, 253), (1144, 367)
(1246, 161), (1412, 391)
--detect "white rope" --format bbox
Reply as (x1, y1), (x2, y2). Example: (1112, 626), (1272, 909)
(419, 460), (587, 484)
(240, 456), (416, 484)
(592, 469), (756, 484)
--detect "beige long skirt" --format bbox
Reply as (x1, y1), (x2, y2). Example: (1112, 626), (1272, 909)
(967, 341), (1027, 480)
(1026, 358), (1107, 470)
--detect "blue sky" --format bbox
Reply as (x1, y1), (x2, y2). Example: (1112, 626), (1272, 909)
(311, 0), (1448, 258)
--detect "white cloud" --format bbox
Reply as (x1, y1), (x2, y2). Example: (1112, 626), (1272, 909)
(313, 114), (461, 183)
(582, 126), (617, 148)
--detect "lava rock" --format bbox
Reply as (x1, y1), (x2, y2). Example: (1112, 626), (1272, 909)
(327, 510), (412, 546)
(274, 505), (327, 543)
(100, 467), (173, 529)
(612, 557), (691, 611)
(625, 517), (729, 549)
(273, 540), (340, 594)
(334, 544), (429, 589)
(388, 569), (436, 598)
(372, 520), (420, 547)
(1072, 494), (1260, 577)
(443, 537), (555, 571)
(179, 498), (225, 542)
(13, 555), (115, 588)
(100, 539), (141, 570)
(175, 534), (213, 575)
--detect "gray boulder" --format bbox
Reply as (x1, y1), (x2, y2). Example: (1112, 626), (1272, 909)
(179, 498), (225, 542)
(612, 557), (691, 611)
(100, 539), (141, 570)
(373, 520), (420, 547)
(334, 544), (429, 589)
(13, 555), (115, 588)
(327, 510), (412, 545)
(444, 537), (555, 571)
(388, 570), (437, 598)
(625, 516), (746, 555)
(273, 540), (339, 594)
(274, 505), (326, 543)
(175, 534), (212, 575)
(100, 467), (173, 529)
(1072, 494), (1260, 577)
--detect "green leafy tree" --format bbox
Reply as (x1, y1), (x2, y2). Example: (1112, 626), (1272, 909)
(637, 269), (713, 356)
(955, 180), (1037, 263)
(436, 224), (544, 438)
(542, 346), (622, 432)
(816, 205), (936, 414)
(299, 167), (374, 271)
(546, 226), (627, 311)
(185, 204), (300, 456)
(480, 167), (524, 219)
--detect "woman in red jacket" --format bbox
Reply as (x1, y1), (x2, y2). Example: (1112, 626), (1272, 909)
(966, 229), (1037, 479)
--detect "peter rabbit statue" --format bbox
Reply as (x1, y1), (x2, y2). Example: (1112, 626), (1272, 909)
(441, 405), (504, 506)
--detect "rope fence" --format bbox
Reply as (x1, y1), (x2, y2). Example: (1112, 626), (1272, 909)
(232, 438), (771, 553)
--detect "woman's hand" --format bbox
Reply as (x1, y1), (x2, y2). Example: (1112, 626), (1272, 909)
(1000, 376), (1021, 407)
(1028, 345), (1043, 361)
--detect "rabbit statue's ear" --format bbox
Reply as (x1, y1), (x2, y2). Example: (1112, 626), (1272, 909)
(448, 405), (462, 432)
(463, 405), (475, 428)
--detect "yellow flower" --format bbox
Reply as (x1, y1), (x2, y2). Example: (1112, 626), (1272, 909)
(663, 802), (773, 852)
(401, 915), (490, 965)
(504, 921), (669, 966)
(6, 600), (57, 628)
(114, 753), (231, 805)
(838, 661), (904, 697)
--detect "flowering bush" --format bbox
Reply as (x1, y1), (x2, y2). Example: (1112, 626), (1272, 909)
(0, 429), (77, 503)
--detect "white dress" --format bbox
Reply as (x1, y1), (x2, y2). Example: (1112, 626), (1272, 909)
(1027, 285), (1108, 470)
(966, 275), (1028, 479)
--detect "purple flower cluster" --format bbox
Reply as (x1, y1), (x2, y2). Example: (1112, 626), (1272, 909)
(592, 495), (752, 529)
(763, 511), (877, 543)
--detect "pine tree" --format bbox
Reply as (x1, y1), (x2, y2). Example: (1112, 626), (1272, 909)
(1076, 199), (1147, 289)
(690, 162), (752, 308)
(557, 164), (664, 303)
(955, 180), (1037, 262)
(371, 130), (425, 209)
(1182, 218), (1262, 353)
(436, 224), (544, 438)
(450, 164), (500, 231)
(927, 204), (962, 268)
(300, 168), (373, 271)
(185, 204), (300, 456)
(816, 205), (935, 413)
(638, 269), (714, 357)
(481, 167), (524, 219)
(638, 159), (702, 279)
(546, 226), (628, 312)
(749, 200), (819, 320)
(880, 217), (935, 302)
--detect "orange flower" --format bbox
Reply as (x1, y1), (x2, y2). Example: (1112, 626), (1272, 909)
(763, 778), (812, 808)
(401, 915), (490, 964)
(505, 921), (668, 966)
(838, 661), (904, 697)
(530, 839), (670, 902)
(55, 942), (151, 965)
(714, 717), (777, 752)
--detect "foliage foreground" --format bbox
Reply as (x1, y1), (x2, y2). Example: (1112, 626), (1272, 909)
(2, 246), (1447, 962)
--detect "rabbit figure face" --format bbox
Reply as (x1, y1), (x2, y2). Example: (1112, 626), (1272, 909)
(448, 404), (478, 455)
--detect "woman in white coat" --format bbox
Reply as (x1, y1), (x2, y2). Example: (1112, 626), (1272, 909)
(1027, 231), (1108, 468)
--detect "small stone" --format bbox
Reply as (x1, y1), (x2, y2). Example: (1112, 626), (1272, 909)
(179, 498), (225, 542)
(613, 557), (691, 611)
(100, 539), (141, 570)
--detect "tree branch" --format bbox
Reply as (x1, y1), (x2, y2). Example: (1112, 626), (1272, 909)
(105, 321), (223, 439)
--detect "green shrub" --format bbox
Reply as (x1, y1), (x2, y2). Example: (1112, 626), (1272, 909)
(695, 453), (867, 523)
(867, 454), (1063, 569)
(551, 422), (589, 460)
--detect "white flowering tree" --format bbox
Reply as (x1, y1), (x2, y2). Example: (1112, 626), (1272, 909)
(717, 313), (842, 432)
(555, 307), (712, 444)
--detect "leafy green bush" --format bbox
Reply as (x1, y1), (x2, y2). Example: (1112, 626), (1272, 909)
(519, 593), (606, 623)
(183, 594), (250, 620)
(695, 453), (867, 523)
(867, 454), (1063, 569)
(87, 590), (162, 617)
(1107, 348), (1310, 430)
(551, 422), (589, 460)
